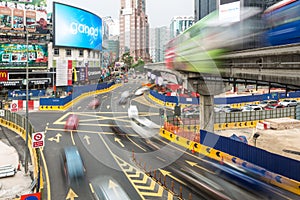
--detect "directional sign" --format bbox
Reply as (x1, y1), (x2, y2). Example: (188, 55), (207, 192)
(21, 192), (41, 200)
(32, 132), (45, 148)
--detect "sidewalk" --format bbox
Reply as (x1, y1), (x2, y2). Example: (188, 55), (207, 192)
(0, 127), (32, 200)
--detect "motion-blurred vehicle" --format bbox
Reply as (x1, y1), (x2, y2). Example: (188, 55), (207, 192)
(263, 0), (300, 46)
(128, 105), (138, 118)
(118, 91), (132, 105)
(264, 104), (285, 110)
(164, 7), (262, 73)
(64, 114), (79, 130)
(134, 86), (149, 96)
(279, 99), (298, 107)
(123, 78), (128, 83)
(91, 176), (131, 200)
(88, 98), (100, 109)
(61, 146), (85, 186)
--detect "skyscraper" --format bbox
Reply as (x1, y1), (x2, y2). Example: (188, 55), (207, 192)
(194, 0), (282, 22)
(170, 16), (194, 39)
(119, 0), (150, 62)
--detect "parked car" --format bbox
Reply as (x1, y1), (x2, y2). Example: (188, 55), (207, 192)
(242, 105), (263, 112)
(182, 109), (200, 118)
(258, 100), (278, 108)
(225, 108), (243, 113)
(65, 114), (79, 130)
(214, 105), (231, 112)
(88, 98), (100, 109)
(264, 104), (285, 110)
(279, 99), (298, 107)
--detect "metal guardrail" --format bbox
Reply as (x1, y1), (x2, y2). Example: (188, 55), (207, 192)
(0, 164), (16, 178)
(214, 107), (295, 123)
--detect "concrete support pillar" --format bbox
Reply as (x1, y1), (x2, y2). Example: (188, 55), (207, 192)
(199, 95), (214, 132)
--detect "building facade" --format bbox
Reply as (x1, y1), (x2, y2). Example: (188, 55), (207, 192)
(194, 0), (282, 22)
(170, 16), (194, 39)
(149, 26), (170, 63)
(119, 0), (150, 62)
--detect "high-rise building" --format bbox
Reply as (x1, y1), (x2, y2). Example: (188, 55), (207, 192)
(194, 0), (282, 22)
(170, 16), (194, 39)
(194, 0), (217, 22)
(149, 26), (170, 63)
(119, 0), (150, 62)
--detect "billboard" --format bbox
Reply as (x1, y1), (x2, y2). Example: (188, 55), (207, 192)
(53, 2), (102, 50)
(0, 44), (48, 69)
(219, 0), (240, 23)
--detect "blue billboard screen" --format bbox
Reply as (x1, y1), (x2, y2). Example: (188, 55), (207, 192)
(53, 3), (102, 50)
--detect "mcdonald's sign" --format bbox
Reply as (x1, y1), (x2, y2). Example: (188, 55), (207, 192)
(0, 70), (8, 81)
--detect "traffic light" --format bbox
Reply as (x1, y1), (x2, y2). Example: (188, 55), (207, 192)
(174, 105), (181, 116)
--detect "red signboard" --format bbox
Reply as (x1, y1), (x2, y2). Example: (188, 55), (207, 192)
(0, 70), (8, 81)
(21, 192), (41, 200)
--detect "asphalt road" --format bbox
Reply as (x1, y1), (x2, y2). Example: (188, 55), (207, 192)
(25, 79), (300, 200)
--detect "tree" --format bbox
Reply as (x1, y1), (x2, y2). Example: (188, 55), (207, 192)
(121, 52), (133, 71)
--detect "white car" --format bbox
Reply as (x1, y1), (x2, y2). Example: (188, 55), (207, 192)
(134, 87), (149, 96)
(279, 99), (298, 107)
(242, 104), (263, 112)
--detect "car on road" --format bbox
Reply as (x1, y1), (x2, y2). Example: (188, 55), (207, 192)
(64, 114), (79, 130)
(279, 99), (298, 107)
(134, 86), (149, 96)
(88, 98), (100, 109)
(91, 176), (131, 200)
(61, 146), (85, 186)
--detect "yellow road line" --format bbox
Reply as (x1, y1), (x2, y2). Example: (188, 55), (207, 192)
(40, 149), (51, 200)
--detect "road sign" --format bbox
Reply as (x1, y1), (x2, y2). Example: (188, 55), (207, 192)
(21, 192), (41, 200)
(32, 132), (45, 148)
(0, 109), (4, 117)
(10, 102), (18, 112)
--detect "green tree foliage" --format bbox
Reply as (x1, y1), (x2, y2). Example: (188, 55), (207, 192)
(121, 52), (133, 69)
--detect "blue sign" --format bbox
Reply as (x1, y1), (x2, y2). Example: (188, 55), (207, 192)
(54, 3), (102, 50)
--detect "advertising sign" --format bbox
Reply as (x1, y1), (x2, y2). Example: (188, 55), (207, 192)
(0, 44), (48, 69)
(0, 6), (12, 30)
(53, 2), (102, 50)
(219, 0), (240, 23)
(0, 70), (8, 81)
(13, 8), (24, 30)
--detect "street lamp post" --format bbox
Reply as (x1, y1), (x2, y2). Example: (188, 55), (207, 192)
(24, 29), (29, 174)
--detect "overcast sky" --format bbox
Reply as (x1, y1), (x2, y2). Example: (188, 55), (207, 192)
(47, 0), (194, 28)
